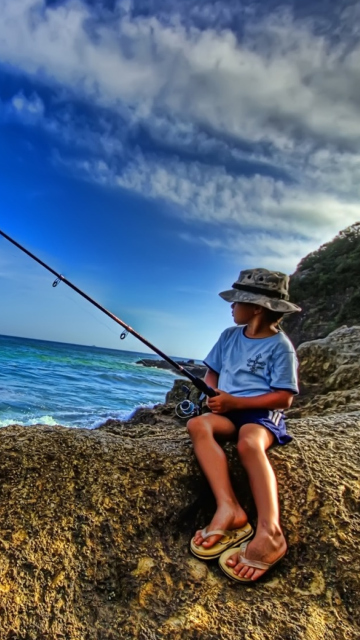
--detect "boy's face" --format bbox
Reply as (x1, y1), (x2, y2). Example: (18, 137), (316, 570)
(231, 302), (257, 325)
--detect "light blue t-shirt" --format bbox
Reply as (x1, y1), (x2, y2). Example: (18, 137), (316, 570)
(204, 325), (299, 397)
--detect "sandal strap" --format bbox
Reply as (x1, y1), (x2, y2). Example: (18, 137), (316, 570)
(238, 556), (271, 571)
(201, 528), (227, 540)
(237, 541), (271, 570)
(201, 525), (251, 541)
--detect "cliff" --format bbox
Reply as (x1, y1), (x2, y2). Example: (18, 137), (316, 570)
(0, 402), (358, 639)
(283, 223), (360, 346)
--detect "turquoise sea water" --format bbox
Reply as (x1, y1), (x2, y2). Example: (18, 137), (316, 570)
(0, 334), (184, 429)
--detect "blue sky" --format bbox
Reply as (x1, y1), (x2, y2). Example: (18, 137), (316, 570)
(0, 0), (359, 358)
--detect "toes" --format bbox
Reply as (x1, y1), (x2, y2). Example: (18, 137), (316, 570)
(231, 562), (259, 580)
(232, 562), (264, 581)
(202, 535), (220, 548)
(225, 552), (239, 567)
(193, 529), (205, 545)
(239, 566), (256, 580)
(231, 561), (243, 575)
(250, 569), (264, 581)
(193, 531), (222, 548)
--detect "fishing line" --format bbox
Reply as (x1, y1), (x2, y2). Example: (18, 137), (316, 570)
(0, 229), (217, 401)
(52, 286), (122, 340)
(3, 242), (120, 339)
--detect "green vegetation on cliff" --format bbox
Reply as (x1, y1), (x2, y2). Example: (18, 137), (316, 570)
(284, 223), (360, 346)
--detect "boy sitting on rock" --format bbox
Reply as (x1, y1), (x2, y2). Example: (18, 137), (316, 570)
(188, 268), (300, 583)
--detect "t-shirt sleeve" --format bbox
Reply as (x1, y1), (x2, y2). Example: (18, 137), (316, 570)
(203, 333), (224, 374)
(270, 345), (299, 394)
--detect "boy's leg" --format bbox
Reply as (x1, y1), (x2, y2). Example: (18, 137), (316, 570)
(187, 413), (248, 548)
(225, 423), (287, 580)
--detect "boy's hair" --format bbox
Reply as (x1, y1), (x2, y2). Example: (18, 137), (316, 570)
(263, 308), (285, 327)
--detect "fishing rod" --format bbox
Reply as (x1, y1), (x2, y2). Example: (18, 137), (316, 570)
(0, 229), (217, 410)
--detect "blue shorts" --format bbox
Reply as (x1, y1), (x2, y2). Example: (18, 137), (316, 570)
(223, 409), (292, 446)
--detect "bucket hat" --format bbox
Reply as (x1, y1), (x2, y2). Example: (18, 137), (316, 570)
(219, 268), (301, 314)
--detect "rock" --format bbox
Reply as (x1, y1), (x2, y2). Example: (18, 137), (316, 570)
(165, 379), (203, 405)
(136, 358), (207, 378)
(0, 409), (359, 639)
(288, 325), (360, 417)
(298, 326), (360, 385)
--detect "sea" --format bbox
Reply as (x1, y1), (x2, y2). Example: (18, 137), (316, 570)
(0, 334), (188, 429)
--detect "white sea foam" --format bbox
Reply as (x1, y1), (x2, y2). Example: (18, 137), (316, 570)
(89, 402), (156, 430)
(28, 415), (60, 426)
(0, 415), (69, 428)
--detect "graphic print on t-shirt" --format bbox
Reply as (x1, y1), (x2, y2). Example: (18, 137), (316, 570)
(247, 353), (266, 374)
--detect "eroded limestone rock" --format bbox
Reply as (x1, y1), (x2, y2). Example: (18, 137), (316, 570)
(288, 325), (360, 417)
(0, 407), (359, 640)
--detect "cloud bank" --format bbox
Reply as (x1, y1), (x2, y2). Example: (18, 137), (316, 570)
(1, 0), (359, 271)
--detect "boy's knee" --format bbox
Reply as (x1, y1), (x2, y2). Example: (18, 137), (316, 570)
(237, 434), (261, 460)
(187, 415), (207, 438)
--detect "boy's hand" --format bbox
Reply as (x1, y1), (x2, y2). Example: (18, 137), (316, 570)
(207, 389), (239, 413)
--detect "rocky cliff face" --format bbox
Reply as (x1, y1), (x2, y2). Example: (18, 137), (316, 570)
(283, 223), (360, 346)
(288, 325), (360, 418)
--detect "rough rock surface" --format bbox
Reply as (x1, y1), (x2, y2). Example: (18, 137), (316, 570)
(288, 325), (360, 418)
(136, 359), (207, 378)
(0, 402), (359, 639)
(165, 379), (204, 406)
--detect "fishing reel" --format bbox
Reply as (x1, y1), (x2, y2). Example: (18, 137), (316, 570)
(175, 385), (206, 419)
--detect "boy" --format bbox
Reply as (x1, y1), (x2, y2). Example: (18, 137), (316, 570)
(188, 268), (301, 582)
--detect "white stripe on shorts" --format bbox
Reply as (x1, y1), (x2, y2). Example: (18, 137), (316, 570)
(269, 410), (282, 426)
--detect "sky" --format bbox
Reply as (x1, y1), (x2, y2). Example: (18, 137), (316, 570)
(0, 0), (359, 359)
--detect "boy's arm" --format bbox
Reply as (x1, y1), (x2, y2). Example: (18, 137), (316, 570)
(207, 389), (294, 413)
(204, 367), (219, 389)
(204, 368), (220, 404)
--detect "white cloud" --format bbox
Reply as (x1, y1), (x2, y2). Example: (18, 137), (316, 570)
(114, 151), (359, 233)
(59, 147), (359, 272)
(178, 227), (335, 273)
(0, 94), (125, 159)
(0, 91), (45, 123)
(11, 92), (44, 117)
(1, 0), (360, 275)
(1, 0), (360, 148)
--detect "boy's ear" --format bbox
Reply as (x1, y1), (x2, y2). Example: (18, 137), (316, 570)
(253, 305), (263, 315)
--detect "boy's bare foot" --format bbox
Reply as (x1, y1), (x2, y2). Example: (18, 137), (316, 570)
(225, 525), (287, 581)
(193, 502), (248, 548)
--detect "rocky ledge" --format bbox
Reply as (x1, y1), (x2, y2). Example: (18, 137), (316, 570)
(0, 405), (359, 639)
(0, 325), (359, 639)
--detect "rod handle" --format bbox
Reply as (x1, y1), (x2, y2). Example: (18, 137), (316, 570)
(191, 376), (218, 398)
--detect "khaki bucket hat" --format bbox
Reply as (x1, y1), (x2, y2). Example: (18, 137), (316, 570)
(219, 268), (301, 314)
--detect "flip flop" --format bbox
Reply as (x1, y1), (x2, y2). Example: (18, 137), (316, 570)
(218, 540), (286, 582)
(190, 522), (254, 560)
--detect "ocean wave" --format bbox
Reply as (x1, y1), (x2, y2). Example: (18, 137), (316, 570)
(0, 336), (177, 430)
(89, 402), (156, 429)
(0, 415), (67, 428)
